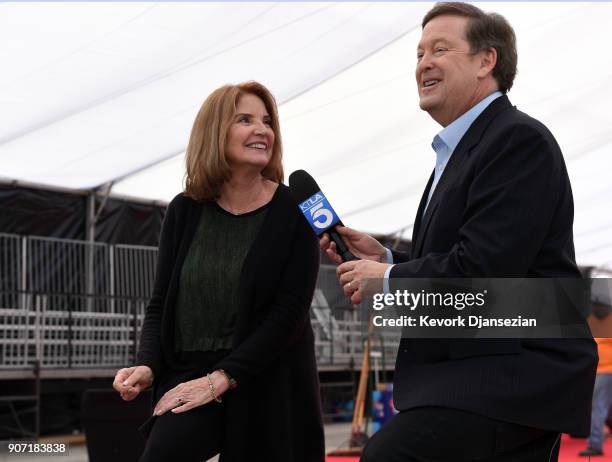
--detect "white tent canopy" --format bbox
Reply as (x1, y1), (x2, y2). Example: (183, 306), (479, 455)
(1, 2), (611, 270)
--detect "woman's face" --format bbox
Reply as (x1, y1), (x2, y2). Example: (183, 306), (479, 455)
(226, 93), (275, 171)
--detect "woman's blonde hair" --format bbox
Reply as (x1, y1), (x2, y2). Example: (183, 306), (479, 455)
(183, 81), (283, 201)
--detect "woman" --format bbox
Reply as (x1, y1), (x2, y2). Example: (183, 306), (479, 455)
(112, 81), (324, 462)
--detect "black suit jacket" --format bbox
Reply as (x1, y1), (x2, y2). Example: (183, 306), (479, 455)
(136, 184), (324, 461)
(389, 95), (597, 436)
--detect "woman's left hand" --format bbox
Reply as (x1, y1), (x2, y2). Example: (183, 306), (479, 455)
(153, 370), (230, 416)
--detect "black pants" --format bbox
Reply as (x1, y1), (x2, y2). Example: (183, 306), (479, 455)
(361, 407), (561, 462)
(139, 351), (228, 462)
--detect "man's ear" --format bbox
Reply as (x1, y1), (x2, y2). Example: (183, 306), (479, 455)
(477, 47), (497, 79)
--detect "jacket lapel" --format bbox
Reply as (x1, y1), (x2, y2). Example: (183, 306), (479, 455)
(410, 171), (434, 255)
(411, 95), (513, 258)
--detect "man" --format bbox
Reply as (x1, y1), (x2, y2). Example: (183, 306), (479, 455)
(580, 338), (612, 457)
(321, 3), (597, 461)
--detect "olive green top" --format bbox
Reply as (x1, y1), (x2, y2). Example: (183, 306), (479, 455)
(174, 201), (268, 352)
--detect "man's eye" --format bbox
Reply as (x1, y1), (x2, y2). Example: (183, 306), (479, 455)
(434, 48), (447, 55)
(417, 53), (424, 61)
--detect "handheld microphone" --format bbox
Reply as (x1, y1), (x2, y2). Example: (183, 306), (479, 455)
(288, 170), (358, 262)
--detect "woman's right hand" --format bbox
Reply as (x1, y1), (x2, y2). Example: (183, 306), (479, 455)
(113, 365), (153, 401)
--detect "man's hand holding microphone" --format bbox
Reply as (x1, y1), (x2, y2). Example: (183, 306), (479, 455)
(320, 226), (390, 304)
(289, 170), (390, 305)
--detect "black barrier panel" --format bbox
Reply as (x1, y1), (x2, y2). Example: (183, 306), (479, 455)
(95, 198), (165, 246)
(358, 278), (612, 339)
(0, 185), (166, 246)
(0, 185), (85, 239)
(81, 388), (150, 462)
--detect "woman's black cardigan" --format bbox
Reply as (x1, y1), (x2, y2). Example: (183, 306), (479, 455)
(136, 184), (325, 461)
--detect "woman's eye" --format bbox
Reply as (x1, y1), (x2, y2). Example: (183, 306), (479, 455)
(263, 119), (272, 127)
(238, 116), (249, 123)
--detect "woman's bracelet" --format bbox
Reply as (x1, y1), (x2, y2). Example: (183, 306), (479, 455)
(206, 373), (222, 403)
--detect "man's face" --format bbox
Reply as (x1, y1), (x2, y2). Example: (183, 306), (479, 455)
(416, 15), (488, 127)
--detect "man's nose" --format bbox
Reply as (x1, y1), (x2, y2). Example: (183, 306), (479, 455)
(417, 52), (434, 75)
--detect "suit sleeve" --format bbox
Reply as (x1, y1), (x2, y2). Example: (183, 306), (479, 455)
(391, 122), (565, 278)
(391, 249), (411, 263)
(136, 195), (180, 380)
(214, 215), (320, 386)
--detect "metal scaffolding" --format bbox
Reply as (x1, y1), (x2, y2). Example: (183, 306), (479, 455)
(0, 233), (399, 374)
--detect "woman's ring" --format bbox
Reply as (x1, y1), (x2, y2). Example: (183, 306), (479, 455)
(176, 397), (183, 403)
(348, 281), (352, 289)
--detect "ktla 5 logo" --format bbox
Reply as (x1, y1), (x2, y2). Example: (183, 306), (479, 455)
(299, 193), (338, 231)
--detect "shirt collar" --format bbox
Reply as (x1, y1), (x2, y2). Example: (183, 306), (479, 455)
(436, 91), (503, 154)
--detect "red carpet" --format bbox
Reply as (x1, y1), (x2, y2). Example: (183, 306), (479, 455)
(326, 435), (612, 462)
(559, 435), (612, 462)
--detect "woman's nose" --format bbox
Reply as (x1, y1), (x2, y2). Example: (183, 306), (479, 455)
(253, 122), (268, 135)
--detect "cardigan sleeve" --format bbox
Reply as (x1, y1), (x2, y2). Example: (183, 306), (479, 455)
(214, 213), (320, 386)
(136, 194), (181, 380)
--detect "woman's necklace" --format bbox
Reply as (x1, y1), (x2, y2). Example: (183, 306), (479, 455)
(217, 182), (265, 215)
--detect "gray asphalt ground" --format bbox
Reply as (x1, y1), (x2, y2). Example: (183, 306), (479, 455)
(0, 422), (358, 462)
